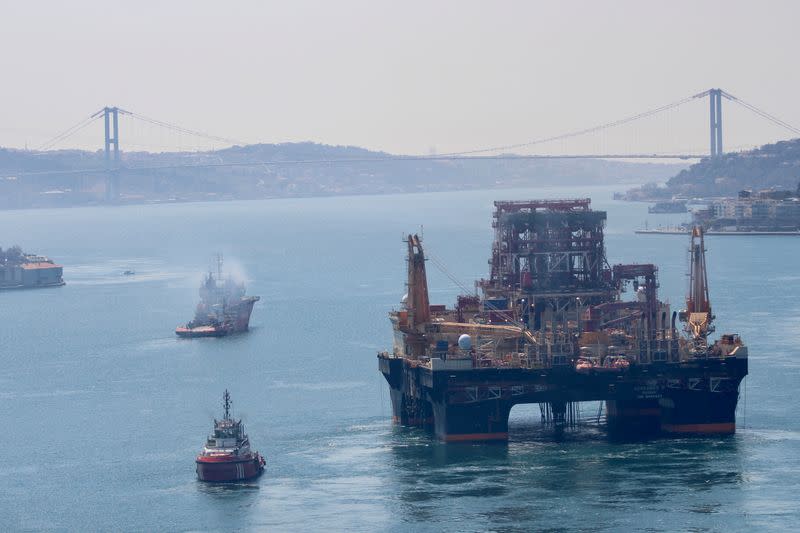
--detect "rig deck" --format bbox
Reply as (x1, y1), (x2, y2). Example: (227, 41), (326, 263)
(379, 199), (748, 442)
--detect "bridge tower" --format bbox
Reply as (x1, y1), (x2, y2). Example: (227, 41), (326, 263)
(104, 106), (120, 202)
(709, 89), (723, 157)
(93, 106), (121, 202)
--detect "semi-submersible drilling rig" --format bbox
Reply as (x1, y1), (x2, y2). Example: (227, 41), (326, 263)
(378, 199), (748, 442)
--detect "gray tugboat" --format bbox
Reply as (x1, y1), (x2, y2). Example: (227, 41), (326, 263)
(176, 255), (260, 338)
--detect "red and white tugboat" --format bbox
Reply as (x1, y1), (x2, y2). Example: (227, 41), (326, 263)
(196, 390), (265, 482)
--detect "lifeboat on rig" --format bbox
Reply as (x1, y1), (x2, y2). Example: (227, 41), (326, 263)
(575, 356), (599, 373)
(196, 390), (265, 482)
(600, 354), (631, 371)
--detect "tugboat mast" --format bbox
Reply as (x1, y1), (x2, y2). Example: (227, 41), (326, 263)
(223, 389), (232, 420)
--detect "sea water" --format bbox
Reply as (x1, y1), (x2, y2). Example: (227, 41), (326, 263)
(0, 186), (797, 531)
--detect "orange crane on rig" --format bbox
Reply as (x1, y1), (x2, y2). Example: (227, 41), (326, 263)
(682, 226), (715, 349)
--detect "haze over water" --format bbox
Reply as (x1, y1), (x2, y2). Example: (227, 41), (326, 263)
(0, 186), (798, 531)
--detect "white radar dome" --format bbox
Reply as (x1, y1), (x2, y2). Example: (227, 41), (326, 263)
(401, 293), (408, 305)
(458, 334), (472, 350)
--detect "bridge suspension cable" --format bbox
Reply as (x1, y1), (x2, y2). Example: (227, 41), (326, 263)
(124, 111), (247, 147)
(721, 90), (800, 136)
(112, 89), (799, 158)
(432, 92), (704, 158)
(37, 113), (103, 151)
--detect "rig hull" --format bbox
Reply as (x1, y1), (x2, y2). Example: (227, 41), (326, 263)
(659, 387), (740, 434)
(380, 355), (747, 442)
(229, 297), (258, 332)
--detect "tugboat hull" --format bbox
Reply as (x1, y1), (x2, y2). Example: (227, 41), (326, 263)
(196, 455), (265, 482)
(175, 325), (230, 338)
(229, 297), (259, 332)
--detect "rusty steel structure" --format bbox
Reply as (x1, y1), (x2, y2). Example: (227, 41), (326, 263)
(480, 199), (611, 331)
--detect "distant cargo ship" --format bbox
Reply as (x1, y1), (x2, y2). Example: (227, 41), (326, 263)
(0, 247), (65, 290)
(176, 256), (259, 338)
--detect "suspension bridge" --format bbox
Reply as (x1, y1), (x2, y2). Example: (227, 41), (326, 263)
(5, 87), (800, 202)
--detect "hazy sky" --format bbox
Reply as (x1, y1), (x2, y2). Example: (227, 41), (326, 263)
(1, 0), (799, 155)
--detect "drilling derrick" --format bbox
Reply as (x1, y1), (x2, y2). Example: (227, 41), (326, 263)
(481, 199), (611, 338)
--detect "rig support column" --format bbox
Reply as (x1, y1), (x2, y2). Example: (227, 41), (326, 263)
(605, 399), (661, 435)
(550, 401), (567, 427)
(432, 400), (511, 443)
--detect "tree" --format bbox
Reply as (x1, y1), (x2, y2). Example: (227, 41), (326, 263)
(5, 245), (23, 264)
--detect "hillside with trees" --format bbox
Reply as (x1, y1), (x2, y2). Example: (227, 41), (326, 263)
(626, 138), (800, 199)
(0, 142), (683, 209)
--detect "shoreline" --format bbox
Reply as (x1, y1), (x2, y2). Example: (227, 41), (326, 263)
(635, 229), (800, 236)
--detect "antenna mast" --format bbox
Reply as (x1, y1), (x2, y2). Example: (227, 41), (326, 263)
(223, 389), (232, 420)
